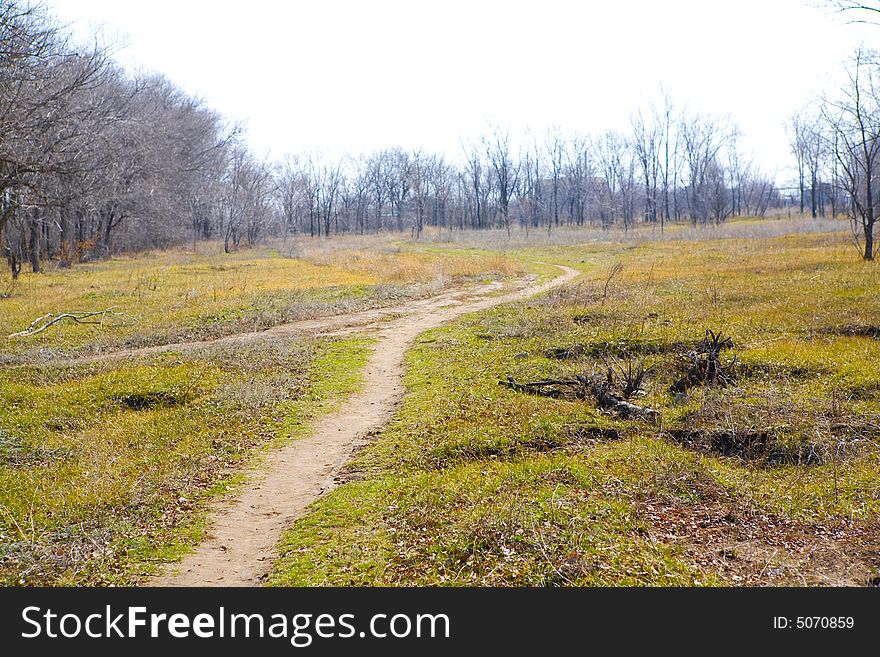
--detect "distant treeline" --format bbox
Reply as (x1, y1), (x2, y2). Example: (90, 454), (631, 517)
(0, 2), (861, 277)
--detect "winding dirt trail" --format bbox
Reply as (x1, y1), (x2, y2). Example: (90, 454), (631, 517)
(152, 264), (578, 587)
(13, 281), (502, 368)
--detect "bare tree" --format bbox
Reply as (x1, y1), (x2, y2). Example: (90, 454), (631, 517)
(427, 155), (453, 233)
(563, 134), (594, 227)
(384, 148), (411, 233)
(409, 149), (429, 239)
(631, 107), (662, 226)
(829, 1), (880, 23)
(657, 91), (680, 228)
(788, 111), (810, 215)
(823, 48), (880, 260)
(462, 141), (489, 230)
(348, 156), (372, 235)
(277, 155), (307, 237)
(804, 120), (830, 218)
(0, 2), (112, 274)
(483, 126), (520, 237)
(680, 112), (738, 224)
(317, 157), (342, 237)
(545, 127), (565, 230)
(519, 139), (544, 231)
(365, 150), (389, 233)
(787, 109), (829, 218)
(594, 131), (627, 229)
(221, 147), (273, 252)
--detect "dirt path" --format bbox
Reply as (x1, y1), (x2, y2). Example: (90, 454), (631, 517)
(152, 264), (579, 586)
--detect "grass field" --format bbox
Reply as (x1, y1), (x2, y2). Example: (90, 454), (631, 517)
(0, 239), (521, 363)
(0, 239), (520, 585)
(269, 228), (880, 586)
(3, 222), (879, 587)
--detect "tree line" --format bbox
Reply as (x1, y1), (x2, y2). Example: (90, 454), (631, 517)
(5, 1), (877, 279)
(277, 103), (782, 244)
(1, 1), (235, 278)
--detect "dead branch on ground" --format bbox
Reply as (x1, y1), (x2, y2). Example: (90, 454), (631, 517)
(500, 373), (660, 422)
(8, 309), (124, 338)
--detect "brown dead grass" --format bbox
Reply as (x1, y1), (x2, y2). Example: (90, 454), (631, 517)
(639, 495), (880, 586)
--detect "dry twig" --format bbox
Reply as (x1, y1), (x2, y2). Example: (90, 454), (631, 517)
(8, 309), (123, 338)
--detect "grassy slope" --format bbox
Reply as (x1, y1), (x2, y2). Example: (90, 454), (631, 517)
(269, 231), (880, 586)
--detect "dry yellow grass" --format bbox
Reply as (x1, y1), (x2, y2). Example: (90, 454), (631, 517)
(0, 239), (522, 357)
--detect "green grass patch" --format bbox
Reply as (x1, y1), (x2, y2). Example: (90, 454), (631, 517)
(271, 456), (714, 586)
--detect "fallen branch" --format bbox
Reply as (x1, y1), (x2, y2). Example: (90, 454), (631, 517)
(586, 376), (661, 422)
(8, 309), (123, 338)
(500, 374), (661, 422)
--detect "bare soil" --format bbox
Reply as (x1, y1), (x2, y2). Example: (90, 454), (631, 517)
(151, 265), (579, 586)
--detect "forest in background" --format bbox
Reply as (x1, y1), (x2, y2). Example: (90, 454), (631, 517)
(2, 0), (878, 280)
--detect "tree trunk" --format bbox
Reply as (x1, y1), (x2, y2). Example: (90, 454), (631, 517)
(59, 205), (73, 267)
(99, 206), (115, 255)
(798, 170), (805, 215)
(810, 174), (818, 219)
(28, 210), (41, 273)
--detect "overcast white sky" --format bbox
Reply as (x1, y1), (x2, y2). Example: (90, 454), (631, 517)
(48, 0), (876, 185)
